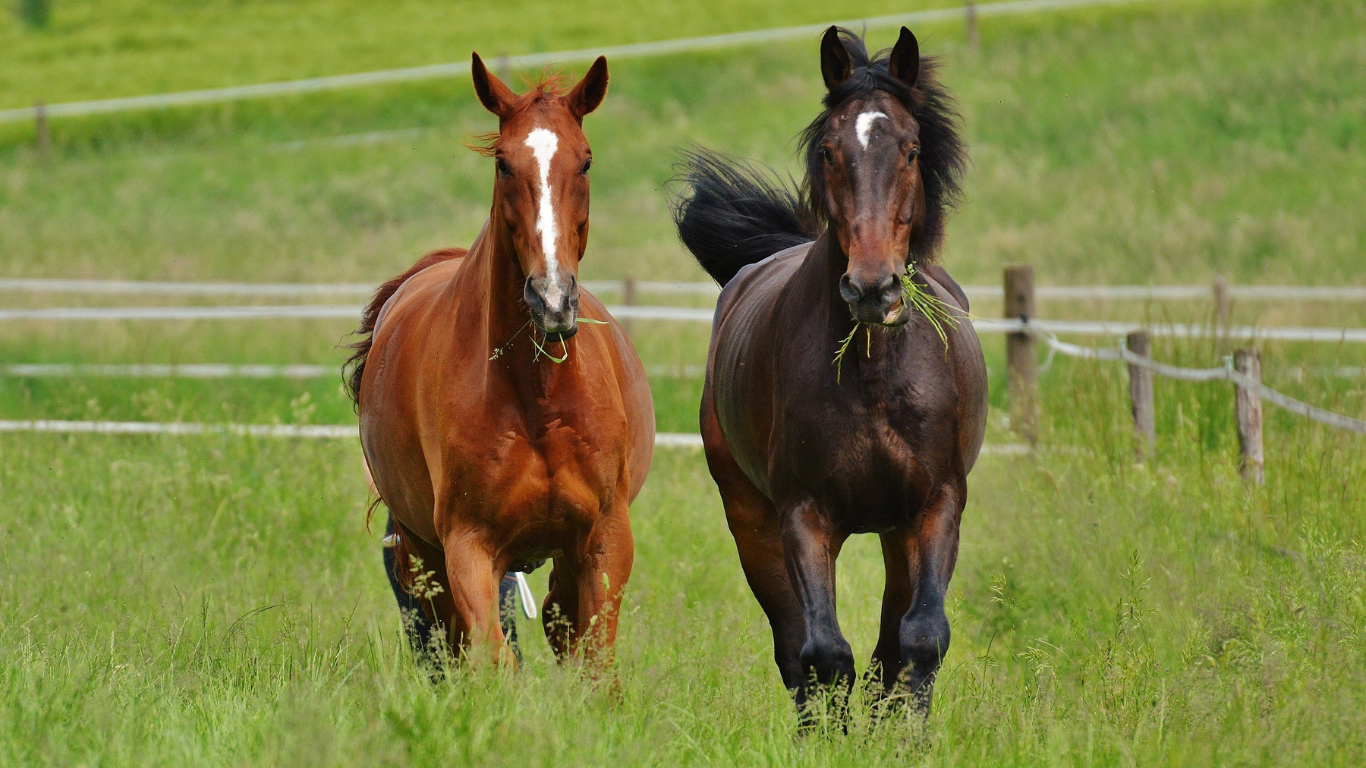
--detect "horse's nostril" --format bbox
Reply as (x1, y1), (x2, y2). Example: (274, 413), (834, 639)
(878, 275), (902, 303)
(839, 274), (862, 304)
(523, 281), (543, 311)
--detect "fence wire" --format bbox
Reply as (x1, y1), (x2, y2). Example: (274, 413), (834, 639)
(0, 0), (1151, 123)
(1025, 323), (1366, 435)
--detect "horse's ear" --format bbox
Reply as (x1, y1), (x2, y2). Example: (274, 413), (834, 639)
(888, 27), (920, 88)
(566, 56), (609, 121)
(471, 52), (516, 118)
(820, 26), (853, 91)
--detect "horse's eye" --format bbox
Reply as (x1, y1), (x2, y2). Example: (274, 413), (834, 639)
(496, 157), (512, 176)
(581, 158), (593, 175)
(907, 148), (921, 165)
(820, 147), (834, 165)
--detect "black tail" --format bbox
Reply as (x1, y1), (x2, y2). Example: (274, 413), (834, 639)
(670, 150), (820, 287)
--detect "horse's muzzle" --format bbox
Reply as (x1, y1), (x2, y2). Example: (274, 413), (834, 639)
(524, 273), (580, 340)
(840, 272), (909, 326)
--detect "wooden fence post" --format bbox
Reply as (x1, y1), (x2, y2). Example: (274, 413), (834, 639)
(1214, 275), (1230, 329)
(966, 2), (979, 49)
(35, 102), (50, 159)
(1233, 348), (1264, 485)
(1126, 330), (1155, 460)
(1004, 265), (1037, 444)
(622, 275), (638, 338)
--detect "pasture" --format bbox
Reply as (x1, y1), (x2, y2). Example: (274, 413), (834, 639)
(2, 0), (1365, 764)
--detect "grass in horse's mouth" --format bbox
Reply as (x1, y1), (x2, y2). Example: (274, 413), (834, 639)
(497, 317), (608, 364)
(833, 264), (957, 383)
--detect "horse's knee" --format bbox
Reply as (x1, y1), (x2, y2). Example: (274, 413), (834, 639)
(900, 607), (951, 672)
(800, 635), (856, 686)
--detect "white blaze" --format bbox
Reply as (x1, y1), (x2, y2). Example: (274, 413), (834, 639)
(524, 127), (564, 308)
(855, 111), (888, 150)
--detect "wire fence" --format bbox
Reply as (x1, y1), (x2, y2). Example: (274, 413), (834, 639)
(0, 417), (1036, 456)
(0, 418), (702, 446)
(0, 0), (1152, 124)
(0, 362), (705, 379)
(5, 304), (1365, 346)
(1025, 323), (1366, 435)
(5, 277), (1366, 302)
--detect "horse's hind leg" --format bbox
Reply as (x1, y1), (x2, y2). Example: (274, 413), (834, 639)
(498, 574), (522, 662)
(383, 515), (439, 656)
(387, 522), (459, 662)
(718, 477), (808, 693)
(894, 484), (964, 713)
(703, 408), (806, 694)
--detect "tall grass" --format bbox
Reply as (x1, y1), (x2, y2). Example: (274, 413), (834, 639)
(2, 336), (1364, 764)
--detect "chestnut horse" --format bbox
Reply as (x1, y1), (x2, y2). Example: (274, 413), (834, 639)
(672, 27), (986, 714)
(347, 54), (654, 665)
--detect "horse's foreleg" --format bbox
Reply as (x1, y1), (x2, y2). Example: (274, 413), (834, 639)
(895, 484), (963, 713)
(543, 503), (633, 666)
(867, 531), (914, 699)
(541, 557), (579, 660)
(439, 532), (512, 666)
(576, 504), (635, 666)
(782, 500), (854, 713)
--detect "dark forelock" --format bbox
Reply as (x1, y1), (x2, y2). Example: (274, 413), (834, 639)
(799, 28), (967, 262)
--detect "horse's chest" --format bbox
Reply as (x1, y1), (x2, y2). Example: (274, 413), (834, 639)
(445, 406), (621, 528)
(776, 382), (952, 528)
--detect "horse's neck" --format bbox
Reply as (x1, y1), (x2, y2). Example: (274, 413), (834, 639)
(468, 216), (571, 393)
(468, 217), (531, 344)
(794, 229), (859, 341)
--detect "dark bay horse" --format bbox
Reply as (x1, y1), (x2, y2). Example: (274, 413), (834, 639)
(347, 54), (654, 665)
(672, 27), (986, 714)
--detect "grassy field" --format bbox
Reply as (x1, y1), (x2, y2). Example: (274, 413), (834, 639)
(3, 357), (1364, 766)
(3, 0), (1366, 765)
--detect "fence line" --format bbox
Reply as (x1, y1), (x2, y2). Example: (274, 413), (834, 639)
(0, 278), (717, 296)
(0, 0), (1151, 124)
(0, 303), (720, 322)
(3, 363), (334, 379)
(6, 277), (1366, 302)
(0, 278), (377, 296)
(973, 285), (1366, 301)
(0, 417), (1037, 455)
(4, 304), (1366, 344)
(6, 360), (1357, 383)
(1026, 324), (1366, 435)
(0, 418), (705, 446)
(1, 361), (705, 379)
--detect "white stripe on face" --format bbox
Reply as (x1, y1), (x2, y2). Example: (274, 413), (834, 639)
(524, 127), (564, 308)
(855, 111), (888, 150)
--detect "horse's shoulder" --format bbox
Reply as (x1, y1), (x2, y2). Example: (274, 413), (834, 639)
(377, 256), (465, 329)
(716, 241), (812, 318)
(917, 262), (969, 313)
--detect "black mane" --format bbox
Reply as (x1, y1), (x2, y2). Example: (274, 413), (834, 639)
(799, 28), (967, 262)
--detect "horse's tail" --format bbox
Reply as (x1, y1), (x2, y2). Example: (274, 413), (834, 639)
(343, 248), (466, 410)
(670, 149), (820, 287)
